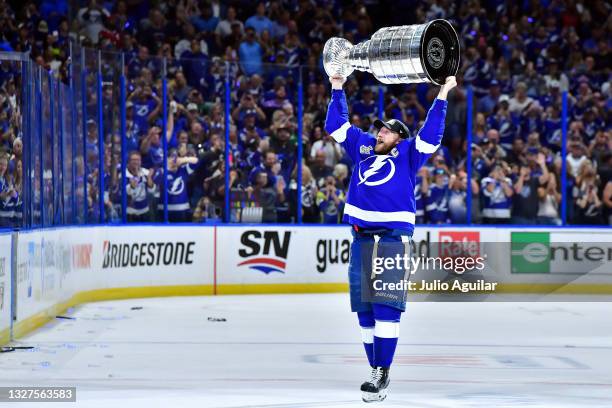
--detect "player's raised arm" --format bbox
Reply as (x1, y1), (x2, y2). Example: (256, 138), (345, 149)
(324, 75), (371, 160)
(324, 75), (352, 143)
(408, 76), (457, 171)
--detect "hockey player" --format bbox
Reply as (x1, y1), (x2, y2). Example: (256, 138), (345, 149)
(325, 74), (456, 402)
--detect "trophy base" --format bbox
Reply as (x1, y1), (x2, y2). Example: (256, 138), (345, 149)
(420, 19), (460, 86)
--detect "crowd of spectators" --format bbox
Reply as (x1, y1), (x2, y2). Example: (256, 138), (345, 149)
(0, 0), (610, 226)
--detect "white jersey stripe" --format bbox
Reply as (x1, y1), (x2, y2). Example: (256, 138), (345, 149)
(344, 203), (415, 224)
(415, 135), (439, 154)
(330, 122), (351, 143)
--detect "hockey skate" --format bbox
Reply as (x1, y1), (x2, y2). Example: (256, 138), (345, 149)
(360, 367), (390, 403)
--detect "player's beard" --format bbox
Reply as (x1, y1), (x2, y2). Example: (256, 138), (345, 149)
(375, 139), (396, 155)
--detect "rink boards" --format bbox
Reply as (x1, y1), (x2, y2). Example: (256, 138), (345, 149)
(1, 225), (612, 343)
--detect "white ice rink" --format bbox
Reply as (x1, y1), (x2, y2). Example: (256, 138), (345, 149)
(1, 294), (612, 408)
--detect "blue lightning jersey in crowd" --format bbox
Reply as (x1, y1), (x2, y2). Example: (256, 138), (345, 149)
(481, 176), (513, 218)
(426, 184), (449, 224)
(126, 167), (154, 215)
(154, 164), (195, 213)
(325, 89), (447, 235)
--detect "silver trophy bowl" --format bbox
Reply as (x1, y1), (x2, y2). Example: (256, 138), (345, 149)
(323, 19), (460, 86)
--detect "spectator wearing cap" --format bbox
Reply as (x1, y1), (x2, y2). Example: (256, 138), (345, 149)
(582, 107), (605, 141)
(481, 165), (514, 224)
(270, 123), (296, 182)
(487, 94), (518, 148)
(476, 79), (501, 115)
(425, 168), (450, 224)
(238, 109), (266, 145)
(239, 26), (263, 76)
(567, 141), (589, 178)
(232, 91), (261, 127)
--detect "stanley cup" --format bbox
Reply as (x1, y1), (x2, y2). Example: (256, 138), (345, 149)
(323, 19), (460, 86)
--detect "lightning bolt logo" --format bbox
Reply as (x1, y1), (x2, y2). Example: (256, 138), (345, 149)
(358, 155), (396, 186)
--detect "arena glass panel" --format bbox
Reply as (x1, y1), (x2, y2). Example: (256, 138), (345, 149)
(82, 47), (101, 223)
(70, 43), (86, 225)
(100, 51), (123, 223)
(124, 53), (167, 223)
(182, 54), (226, 224)
(30, 65), (42, 228)
(0, 58), (25, 229)
(60, 81), (74, 225)
(40, 68), (54, 227)
(228, 62), (298, 224)
(50, 74), (63, 225)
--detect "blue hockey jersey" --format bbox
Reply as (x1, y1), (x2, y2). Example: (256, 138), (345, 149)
(324, 89), (447, 234)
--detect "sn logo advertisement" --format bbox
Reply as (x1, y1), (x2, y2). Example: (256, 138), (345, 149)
(237, 230), (350, 274)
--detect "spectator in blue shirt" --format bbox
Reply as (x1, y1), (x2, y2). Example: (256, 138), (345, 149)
(476, 79), (501, 115)
(239, 27), (263, 76)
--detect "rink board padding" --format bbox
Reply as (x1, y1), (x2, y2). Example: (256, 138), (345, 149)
(3, 225), (612, 344)
(0, 232), (11, 344)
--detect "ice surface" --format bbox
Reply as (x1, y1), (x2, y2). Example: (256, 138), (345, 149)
(1, 294), (612, 407)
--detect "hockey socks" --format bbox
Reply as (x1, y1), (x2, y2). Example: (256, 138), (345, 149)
(372, 304), (401, 368)
(357, 304), (401, 368)
(357, 311), (375, 367)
